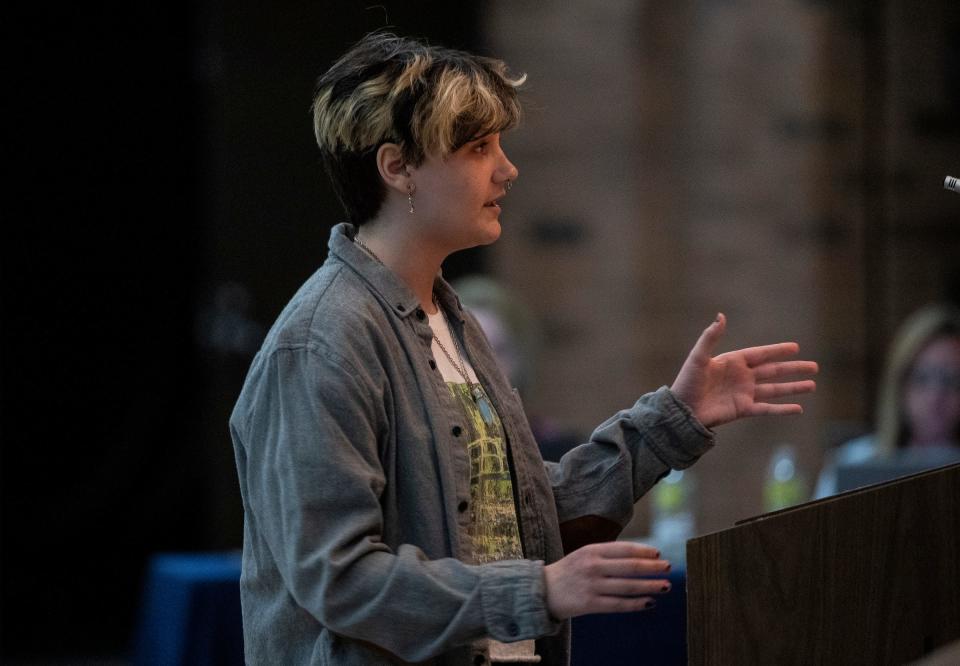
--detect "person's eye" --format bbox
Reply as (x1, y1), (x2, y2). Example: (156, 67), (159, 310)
(473, 142), (488, 154)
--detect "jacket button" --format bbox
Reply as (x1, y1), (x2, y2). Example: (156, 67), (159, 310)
(452, 426), (462, 437)
(429, 359), (437, 370)
(397, 303), (406, 312)
(507, 622), (520, 637)
(458, 500), (469, 512)
(416, 308), (425, 321)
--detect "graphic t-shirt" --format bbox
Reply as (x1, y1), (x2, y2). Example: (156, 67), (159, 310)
(428, 307), (540, 663)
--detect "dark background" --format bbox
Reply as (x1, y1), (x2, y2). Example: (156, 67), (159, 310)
(3, 2), (486, 659)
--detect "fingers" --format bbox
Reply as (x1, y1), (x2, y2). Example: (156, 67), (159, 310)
(740, 342), (800, 367)
(593, 595), (659, 614)
(753, 360), (819, 381)
(754, 380), (817, 400)
(583, 541), (661, 560)
(580, 542), (671, 595)
(597, 552), (671, 576)
(744, 402), (805, 417)
(589, 551), (672, 614)
(595, 577), (672, 597)
(545, 541), (674, 619)
(688, 312), (727, 362)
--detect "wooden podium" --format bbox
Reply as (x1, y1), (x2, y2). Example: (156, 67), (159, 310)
(686, 463), (960, 665)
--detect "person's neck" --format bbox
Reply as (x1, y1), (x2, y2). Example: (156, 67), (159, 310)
(354, 217), (446, 314)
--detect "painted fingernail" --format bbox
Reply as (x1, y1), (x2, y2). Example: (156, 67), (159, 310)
(661, 584), (671, 592)
(645, 600), (656, 610)
(664, 563), (671, 572)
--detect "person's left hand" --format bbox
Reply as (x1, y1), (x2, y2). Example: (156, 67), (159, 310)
(670, 313), (818, 429)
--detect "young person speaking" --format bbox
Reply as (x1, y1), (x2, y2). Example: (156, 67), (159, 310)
(230, 32), (818, 665)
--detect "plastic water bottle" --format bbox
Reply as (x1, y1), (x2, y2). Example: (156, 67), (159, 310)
(652, 469), (695, 551)
(763, 444), (806, 512)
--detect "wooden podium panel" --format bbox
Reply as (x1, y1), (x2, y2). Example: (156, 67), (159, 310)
(687, 463), (960, 665)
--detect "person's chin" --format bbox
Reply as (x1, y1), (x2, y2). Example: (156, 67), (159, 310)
(478, 219), (502, 245)
(456, 215), (502, 250)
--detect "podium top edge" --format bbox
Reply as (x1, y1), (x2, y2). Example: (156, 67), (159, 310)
(687, 461), (960, 544)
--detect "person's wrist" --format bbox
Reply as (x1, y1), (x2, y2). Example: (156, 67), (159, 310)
(542, 561), (565, 621)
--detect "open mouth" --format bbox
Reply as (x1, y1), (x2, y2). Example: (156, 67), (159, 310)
(483, 199), (501, 208)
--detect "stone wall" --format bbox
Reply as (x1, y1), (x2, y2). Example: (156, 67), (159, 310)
(485, 0), (960, 536)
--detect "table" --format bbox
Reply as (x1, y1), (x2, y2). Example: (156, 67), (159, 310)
(132, 551), (244, 666)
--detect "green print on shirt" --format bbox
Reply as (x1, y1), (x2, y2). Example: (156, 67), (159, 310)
(446, 382), (524, 565)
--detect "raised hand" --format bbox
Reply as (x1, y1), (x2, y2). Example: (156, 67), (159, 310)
(669, 313), (818, 429)
(543, 541), (672, 620)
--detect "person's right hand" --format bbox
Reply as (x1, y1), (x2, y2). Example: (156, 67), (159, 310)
(543, 541), (672, 620)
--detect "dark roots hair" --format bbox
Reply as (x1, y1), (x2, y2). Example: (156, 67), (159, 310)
(311, 32), (525, 225)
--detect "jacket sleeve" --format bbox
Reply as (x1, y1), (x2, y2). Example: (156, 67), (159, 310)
(234, 344), (559, 662)
(544, 386), (714, 529)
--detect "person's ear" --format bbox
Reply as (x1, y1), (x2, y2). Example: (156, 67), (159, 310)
(376, 143), (413, 194)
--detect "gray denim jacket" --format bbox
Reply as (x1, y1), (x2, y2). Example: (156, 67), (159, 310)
(229, 223), (714, 665)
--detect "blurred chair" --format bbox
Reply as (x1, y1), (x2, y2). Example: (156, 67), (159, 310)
(133, 551), (243, 666)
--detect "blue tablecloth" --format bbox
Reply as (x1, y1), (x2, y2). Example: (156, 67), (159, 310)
(132, 551), (244, 666)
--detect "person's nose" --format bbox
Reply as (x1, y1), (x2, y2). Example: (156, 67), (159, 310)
(497, 148), (519, 184)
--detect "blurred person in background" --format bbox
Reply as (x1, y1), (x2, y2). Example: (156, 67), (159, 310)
(815, 304), (960, 498)
(452, 275), (581, 462)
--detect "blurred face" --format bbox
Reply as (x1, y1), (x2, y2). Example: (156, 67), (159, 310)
(409, 132), (519, 252)
(472, 307), (521, 387)
(903, 334), (960, 446)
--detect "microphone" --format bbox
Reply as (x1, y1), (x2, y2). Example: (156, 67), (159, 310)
(946, 175), (960, 194)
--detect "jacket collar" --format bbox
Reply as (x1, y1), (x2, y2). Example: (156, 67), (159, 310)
(328, 222), (466, 323)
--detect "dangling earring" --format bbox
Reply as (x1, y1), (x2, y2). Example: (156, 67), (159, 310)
(407, 186), (415, 214)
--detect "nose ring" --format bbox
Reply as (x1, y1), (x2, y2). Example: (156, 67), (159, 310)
(506, 180), (513, 191)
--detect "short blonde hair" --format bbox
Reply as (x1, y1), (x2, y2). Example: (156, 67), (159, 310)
(312, 32), (525, 225)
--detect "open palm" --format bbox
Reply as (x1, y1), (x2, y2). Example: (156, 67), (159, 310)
(670, 314), (818, 429)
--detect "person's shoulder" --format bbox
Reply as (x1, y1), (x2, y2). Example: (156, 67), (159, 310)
(813, 434), (880, 499)
(834, 434), (880, 465)
(260, 258), (387, 358)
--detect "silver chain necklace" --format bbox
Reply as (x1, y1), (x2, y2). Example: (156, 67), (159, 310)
(431, 298), (496, 426)
(353, 235), (383, 264)
(354, 235), (496, 425)
(431, 311), (472, 385)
